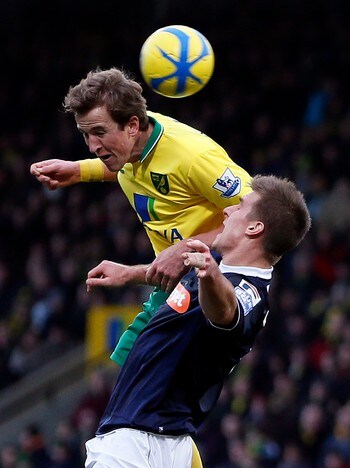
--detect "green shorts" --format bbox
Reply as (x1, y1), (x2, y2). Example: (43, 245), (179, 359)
(110, 288), (169, 366)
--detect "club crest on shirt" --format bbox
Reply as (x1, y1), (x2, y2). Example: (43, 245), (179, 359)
(166, 283), (190, 313)
(213, 168), (241, 198)
(150, 172), (169, 195)
(234, 279), (261, 316)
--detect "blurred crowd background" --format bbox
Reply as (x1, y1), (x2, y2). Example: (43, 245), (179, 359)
(1, 0), (350, 466)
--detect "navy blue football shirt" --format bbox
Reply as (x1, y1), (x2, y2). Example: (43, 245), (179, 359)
(97, 253), (272, 436)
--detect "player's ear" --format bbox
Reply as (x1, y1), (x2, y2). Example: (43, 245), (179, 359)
(246, 221), (264, 236)
(127, 116), (139, 136)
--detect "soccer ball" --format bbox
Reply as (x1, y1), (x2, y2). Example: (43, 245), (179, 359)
(139, 25), (215, 98)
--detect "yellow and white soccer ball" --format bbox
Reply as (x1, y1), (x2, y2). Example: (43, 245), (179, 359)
(139, 25), (215, 98)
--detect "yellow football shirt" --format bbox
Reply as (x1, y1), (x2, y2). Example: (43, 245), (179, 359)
(118, 112), (251, 254)
(80, 111), (251, 255)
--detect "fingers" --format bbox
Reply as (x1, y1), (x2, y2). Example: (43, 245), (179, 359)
(185, 239), (209, 253)
(86, 260), (126, 292)
(182, 240), (211, 278)
(162, 276), (179, 293)
(39, 176), (59, 191)
(183, 252), (206, 269)
(86, 265), (108, 292)
(145, 263), (164, 287)
(30, 164), (46, 178)
(30, 164), (40, 176)
(146, 240), (211, 289)
(30, 161), (60, 191)
(30, 161), (46, 173)
(87, 264), (104, 279)
(86, 264), (104, 292)
(31, 160), (63, 178)
(182, 238), (210, 268)
(30, 160), (54, 175)
(145, 266), (162, 289)
(86, 276), (107, 292)
(145, 266), (178, 293)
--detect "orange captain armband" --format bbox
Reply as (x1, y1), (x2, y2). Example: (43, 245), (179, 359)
(79, 158), (105, 182)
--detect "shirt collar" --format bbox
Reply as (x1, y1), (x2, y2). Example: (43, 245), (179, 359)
(219, 262), (273, 280)
(140, 116), (164, 162)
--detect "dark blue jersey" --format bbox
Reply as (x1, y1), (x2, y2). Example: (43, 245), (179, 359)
(97, 256), (272, 436)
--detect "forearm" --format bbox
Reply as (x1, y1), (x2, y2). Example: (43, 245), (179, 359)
(86, 261), (152, 290)
(198, 259), (238, 326)
(78, 158), (118, 182)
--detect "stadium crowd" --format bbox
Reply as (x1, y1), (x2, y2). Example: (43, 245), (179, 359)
(1, 0), (350, 466)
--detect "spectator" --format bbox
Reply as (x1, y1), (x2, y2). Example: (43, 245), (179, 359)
(0, 444), (19, 468)
(71, 369), (112, 430)
(17, 424), (51, 468)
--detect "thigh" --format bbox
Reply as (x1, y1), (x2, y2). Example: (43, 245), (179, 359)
(85, 429), (196, 468)
(85, 429), (150, 468)
(148, 433), (193, 468)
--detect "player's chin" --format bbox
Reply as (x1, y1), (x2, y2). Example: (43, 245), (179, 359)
(99, 155), (119, 171)
(212, 235), (220, 251)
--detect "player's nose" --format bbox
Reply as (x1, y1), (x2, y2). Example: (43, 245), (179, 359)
(223, 205), (237, 218)
(87, 135), (102, 153)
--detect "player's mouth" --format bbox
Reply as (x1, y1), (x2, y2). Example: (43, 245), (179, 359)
(99, 154), (113, 162)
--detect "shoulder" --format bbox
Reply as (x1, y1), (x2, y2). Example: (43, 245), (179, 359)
(219, 264), (271, 312)
(148, 111), (222, 149)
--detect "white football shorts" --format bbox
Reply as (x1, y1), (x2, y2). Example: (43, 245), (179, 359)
(85, 428), (194, 468)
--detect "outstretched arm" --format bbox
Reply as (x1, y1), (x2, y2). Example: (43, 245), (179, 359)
(86, 260), (149, 292)
(30, 158), (116, 190)
(182, 239), (238, 326)
(86, 241), (238, 325)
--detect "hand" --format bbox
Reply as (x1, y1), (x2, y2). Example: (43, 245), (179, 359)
(86, 260), (131, 292)
(30, 159), (81, 190)
(145, 241), (194, 293)
(182, 239), (211, 278)
(86, 261), (148, 292)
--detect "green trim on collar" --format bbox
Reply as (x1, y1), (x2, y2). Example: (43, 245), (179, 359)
(140, 117), (164, 162)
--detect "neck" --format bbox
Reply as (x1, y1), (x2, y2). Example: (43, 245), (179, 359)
(221, 246), (271, 270)
(130, 122), (154, 162)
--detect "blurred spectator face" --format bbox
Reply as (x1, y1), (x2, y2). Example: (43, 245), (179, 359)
(75, 407), (98, 436)
(299, 403), (325, 434)
(220, 413), (242, 439)
(323, 309), (345, 344)
(308, 379), (328, 404)
(0, 444), (18, 468)
(227, 438), (257, 467)
(248, 394), (268, 424)
(55, 420), (75, 441)
(50, 442), (72, 465)
(336, 342), (350, 374)
(323, 450), (347, 468)
(319, 350), (337, 380)
(334, 403), (350, 437)
(281, 442), (305, 465)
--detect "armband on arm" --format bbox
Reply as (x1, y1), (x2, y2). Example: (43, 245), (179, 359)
(79, 159), (105, 182)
